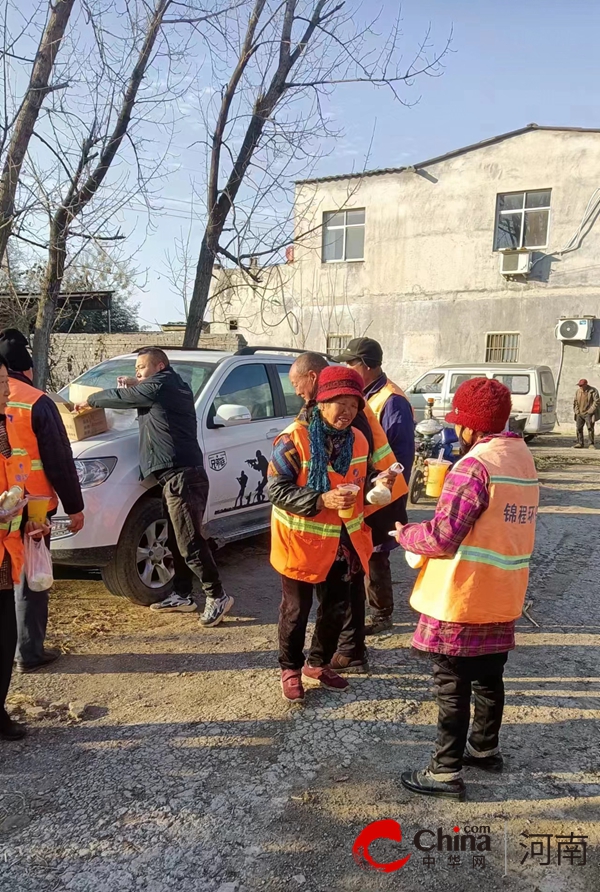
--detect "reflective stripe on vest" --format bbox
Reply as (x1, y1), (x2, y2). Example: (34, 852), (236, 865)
(7, 378), (58, 511)
(0, 516), (23, 533)
(409, 437), (539, 623)
(368, 378), (414, 422)
(270, 421), (373, 583)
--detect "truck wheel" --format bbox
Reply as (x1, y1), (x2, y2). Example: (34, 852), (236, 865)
(409, 468), (425, 504)
(101, 497), (174, 606)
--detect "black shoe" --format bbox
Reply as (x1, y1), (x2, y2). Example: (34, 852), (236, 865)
(329, 652), (369, 674)
(401, 769), (466, 801)
(462, 751), (504, 773)
(364, 616), (393, 635)
(0, 715), (27, 740)
(15, 648), (61, 675)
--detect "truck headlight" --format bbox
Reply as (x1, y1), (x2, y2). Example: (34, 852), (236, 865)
(74, 457), (117, 488)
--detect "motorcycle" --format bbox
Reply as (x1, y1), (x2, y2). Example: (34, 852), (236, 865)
(409, 399), (458, 504)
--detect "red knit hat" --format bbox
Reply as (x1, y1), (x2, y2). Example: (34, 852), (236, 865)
(445, 377), (512, 433)
(316, 365), (365, 410)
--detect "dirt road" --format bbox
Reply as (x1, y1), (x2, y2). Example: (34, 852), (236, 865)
(1, 457), (599, 892)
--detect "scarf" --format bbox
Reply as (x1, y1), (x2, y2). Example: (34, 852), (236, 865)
(307, 408), (355, 493)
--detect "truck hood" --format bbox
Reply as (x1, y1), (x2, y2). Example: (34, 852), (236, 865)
(70, 410), (139, 458)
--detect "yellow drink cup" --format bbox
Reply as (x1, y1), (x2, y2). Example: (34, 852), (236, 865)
(425, 459), (451, 498)
(27, 495), (50, 523)
(337, 483), (360, 519)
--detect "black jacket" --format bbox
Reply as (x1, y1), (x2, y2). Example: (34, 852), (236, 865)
(9, 372), (84, 516)
(88, 367), (203, 479)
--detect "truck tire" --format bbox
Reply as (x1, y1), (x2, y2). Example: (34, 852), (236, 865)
(101, 497), (174, 606)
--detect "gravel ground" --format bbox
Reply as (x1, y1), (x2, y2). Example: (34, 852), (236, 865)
(1, 456), (599, 892)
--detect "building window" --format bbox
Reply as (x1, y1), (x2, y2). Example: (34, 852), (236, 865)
(228, 318), (238, 331)
(485, 332), (520, 363)
(494, 190), (551, 250)
(322, 209), (365, 262)
(326, 333), (352, 354)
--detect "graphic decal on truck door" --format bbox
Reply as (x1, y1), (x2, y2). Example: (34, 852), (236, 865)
(208, 451), (227, 472)
(215, 449), (270, 515)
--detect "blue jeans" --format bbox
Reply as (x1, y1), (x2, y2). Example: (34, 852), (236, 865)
(14, 572), (49, 665)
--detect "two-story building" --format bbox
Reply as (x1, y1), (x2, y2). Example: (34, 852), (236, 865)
(211, 125), (600, 420)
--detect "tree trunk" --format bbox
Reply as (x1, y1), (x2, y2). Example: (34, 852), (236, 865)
(0, 0), (75, 265)
(32, 233), (66, 389)
(182, 233), (214, 347)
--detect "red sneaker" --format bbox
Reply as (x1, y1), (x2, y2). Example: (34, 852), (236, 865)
(302, 665), (349, 691)
(281, 669), (305, 702)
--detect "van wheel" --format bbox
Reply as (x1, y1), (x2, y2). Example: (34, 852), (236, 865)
(101, 497), (174, 606)
(409, 468), (425, 504)
(524, 434), (535, 444)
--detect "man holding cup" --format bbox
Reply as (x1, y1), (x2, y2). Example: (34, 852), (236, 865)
(0, 329), (84, 674)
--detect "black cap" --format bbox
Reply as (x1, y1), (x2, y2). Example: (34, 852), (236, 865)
(0, 328), (32, 372)
(334, 337), (383, 368)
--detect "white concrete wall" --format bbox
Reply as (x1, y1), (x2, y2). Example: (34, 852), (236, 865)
(211, 129), (600, 420)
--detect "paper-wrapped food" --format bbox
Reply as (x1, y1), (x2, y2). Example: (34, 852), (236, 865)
(366, 462), (404, 507)
(0, 485), (23, 511)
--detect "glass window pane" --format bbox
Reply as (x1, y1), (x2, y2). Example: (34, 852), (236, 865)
(346, 208), (365, 225)
(525, 190), (551, 209)
(323, 211), (344, 227)
(524, 209), (549, 247)
(413, 373), (444, 394)
(212, 364), (274, 420)
(276, 364), (304, 417)
(171, 361), (216, 398)
(498, 192), (524, 211)
(450, 374), (479, 393)
(486, 333), (520, 363)
(495, 212), (522, 250)
(540, 371), (555, 395)
(345, 224), (365, 260)
(322, 226), (344, 262)
(494, 374), (530, 394)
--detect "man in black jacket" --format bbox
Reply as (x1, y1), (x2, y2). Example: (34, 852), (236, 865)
(0, 329), (84, 673)
(77, 347), (232, 626)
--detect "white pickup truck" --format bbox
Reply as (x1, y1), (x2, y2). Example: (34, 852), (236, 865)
(51, 346), (305, 605)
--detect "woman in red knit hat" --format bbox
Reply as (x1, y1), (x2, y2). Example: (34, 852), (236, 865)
(394, 377), (539, 800)
(268, 366), (392, 702)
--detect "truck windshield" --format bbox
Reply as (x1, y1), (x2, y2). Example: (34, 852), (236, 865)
(63, 357), (217, 400)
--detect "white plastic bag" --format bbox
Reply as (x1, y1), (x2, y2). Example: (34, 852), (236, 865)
(24, 535), (54, 592)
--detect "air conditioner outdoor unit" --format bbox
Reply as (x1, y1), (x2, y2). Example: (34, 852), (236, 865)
(556, 318), (594, 341)
(499, 250), (531, 276)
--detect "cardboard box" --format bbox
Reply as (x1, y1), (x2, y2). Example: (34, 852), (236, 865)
(68, 383), (103, 404)
(48, 393), (108, 442)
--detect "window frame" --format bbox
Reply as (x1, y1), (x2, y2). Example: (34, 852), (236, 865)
(493, 189), (551, 251)
(208, 361), (278, 426)
(493, 373), (531, 395)
(326, 333), (352, 354)
(275, 363), (305, 417)
(321, 208), (365, 263)
(485, 331), (521, 364)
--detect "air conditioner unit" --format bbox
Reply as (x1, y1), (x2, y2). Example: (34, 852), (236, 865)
(556, 318), (594, 341)
(499, 250), (531, 276)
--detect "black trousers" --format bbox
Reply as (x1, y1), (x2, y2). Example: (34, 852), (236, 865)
(279, 559), (360, 670)
(576, 414), (595, 445)
(365, 551), (394, 618)
(158, 467), (223, 600)
(0, 588), (17, 718)
(428, 651), (509, 774)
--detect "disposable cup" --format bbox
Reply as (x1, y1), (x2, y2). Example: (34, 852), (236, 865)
(425, 459), (451, 498)
(27, 495), (50, 523)
(337, 483), (360, 519)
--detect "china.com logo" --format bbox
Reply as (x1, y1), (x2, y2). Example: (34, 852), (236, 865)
(352, 819), (491, 872)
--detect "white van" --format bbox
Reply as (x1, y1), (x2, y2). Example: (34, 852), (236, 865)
(406, 363), (556, 438)
(51, 347), (306, 605)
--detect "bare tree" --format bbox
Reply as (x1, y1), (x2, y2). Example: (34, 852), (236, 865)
(28, 0), (230, 386)
(182, 0), (450, 347)
(0, 0), (76, 265)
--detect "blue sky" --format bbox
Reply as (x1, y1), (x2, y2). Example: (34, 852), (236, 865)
(118, 0), (600, 326)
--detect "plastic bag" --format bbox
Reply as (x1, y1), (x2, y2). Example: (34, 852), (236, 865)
(24, 535), (54, 592)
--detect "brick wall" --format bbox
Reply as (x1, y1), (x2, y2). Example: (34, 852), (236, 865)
(49, 331), (248, 389)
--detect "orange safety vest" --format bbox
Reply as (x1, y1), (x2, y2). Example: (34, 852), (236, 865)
(7, 377), (58, 511)
(409, 437), (539, 623)
(270, 421), (373, 583)
(368, 377), (415, 421)
(362, 402), (408, 513)
(0, 443), (30, 584)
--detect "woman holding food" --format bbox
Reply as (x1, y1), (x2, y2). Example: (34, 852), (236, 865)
(0, 356), (48, 741)
(268, 365), (392, 702)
